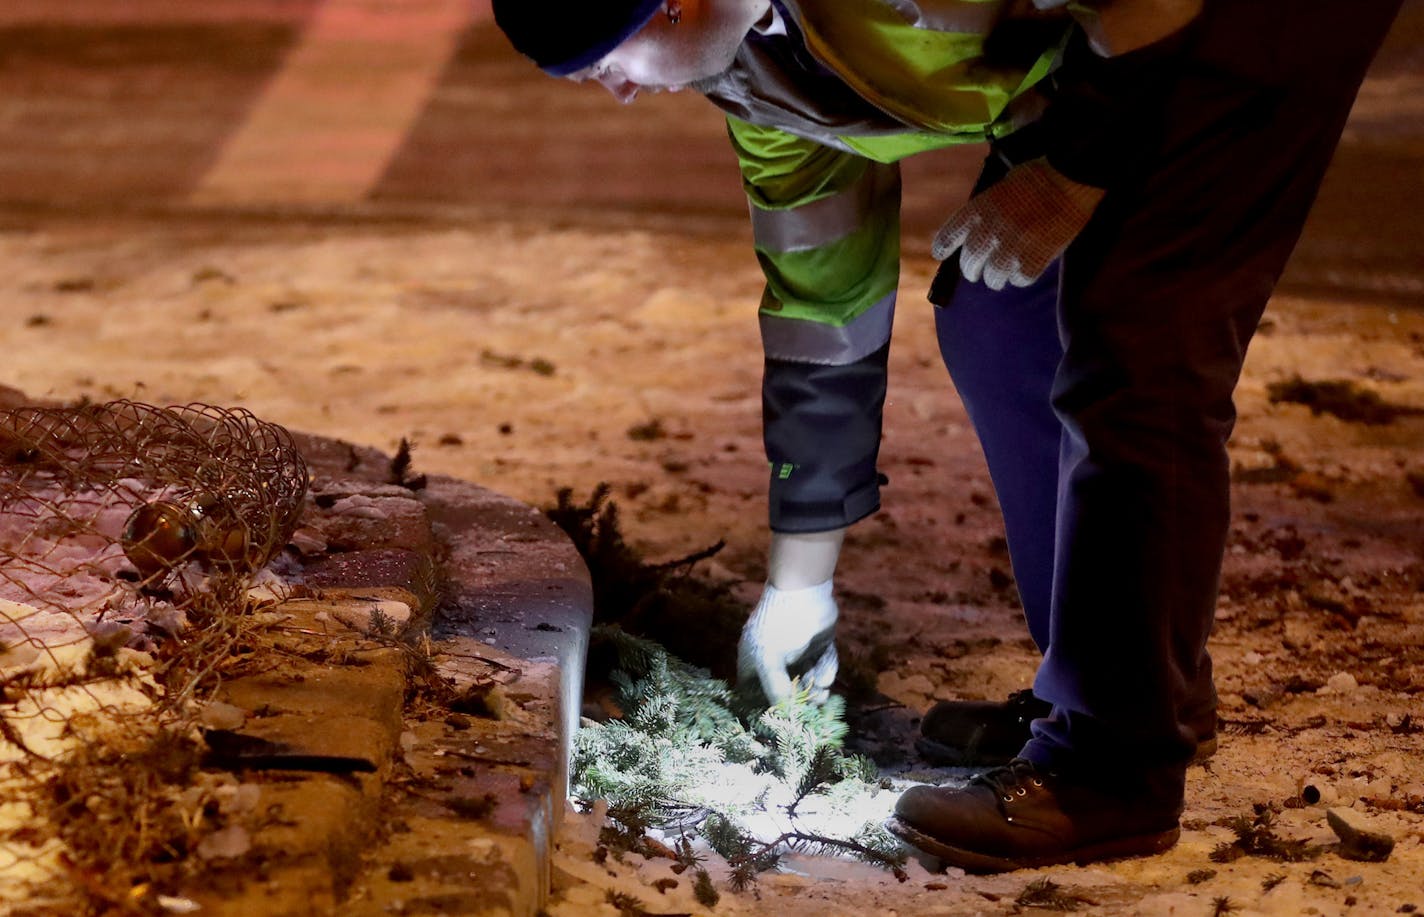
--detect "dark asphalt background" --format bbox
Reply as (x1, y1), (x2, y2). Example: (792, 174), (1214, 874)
(0, 2), (1419, 305)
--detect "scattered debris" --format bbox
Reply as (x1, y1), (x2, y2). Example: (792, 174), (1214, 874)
(627, 418), (667, 442)
(0, 400), (319, 910)
(1186, 868), (1217, 884)
(195, 824), (252, 860)
(197, 700), (248, 730)
(692, 869), (719, 907)
(1015, 877), (1095, 910)
(156, 895), (203, 914)
(201, 728), (377, 774)
(1321, 671), (1361, 694)
(479, 348), (556, 376)
(1233, 444), (1301, 484)
(1210, 808), (1316, 863)
(389, 437), (428, 490)
(1290, 471), (1336, 503)
(605, 890), (659, 917)
(333, 597), (411, 635)
(1308, 869), (1342, 889)
(38, 729), (210, 901)
(191, 266), (235, 285)
(1327, 807), (1396, 862)
(1267, 376), (1422, 425)
(447, 793), (498, 820)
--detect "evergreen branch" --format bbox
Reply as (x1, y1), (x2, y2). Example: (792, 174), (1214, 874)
(786, 745), (842, 817)
(759, 828), (907, 870)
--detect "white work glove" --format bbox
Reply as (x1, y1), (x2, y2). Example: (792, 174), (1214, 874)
(737, 580), (839, 706)
(933, 158), (1106, 291)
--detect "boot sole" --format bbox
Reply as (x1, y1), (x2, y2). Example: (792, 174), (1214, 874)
(1192, 735), (1218, 764)
(884, 816), (1181, 874)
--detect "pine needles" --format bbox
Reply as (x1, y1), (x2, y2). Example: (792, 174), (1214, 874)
(1015, 877), (1096, 910)
(550, 486), (907, 893)
(572, 626), (905, 891)
(1210, 807), (1317, 863)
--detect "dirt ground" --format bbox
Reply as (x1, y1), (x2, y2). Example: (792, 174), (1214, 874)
(1, 3), (1423, 913)
(1, 204), (1422, 914)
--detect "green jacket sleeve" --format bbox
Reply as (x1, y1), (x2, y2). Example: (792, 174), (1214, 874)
(727, 116), (901, 364)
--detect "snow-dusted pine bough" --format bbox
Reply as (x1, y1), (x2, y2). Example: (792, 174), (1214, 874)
(0, 400), (307, 907)
(572, 625), (908, 896)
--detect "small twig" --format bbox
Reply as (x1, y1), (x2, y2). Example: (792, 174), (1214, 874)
(649, 540), (726, 573)
(432, 747), (532, 767)
(430, 650), (520, 673)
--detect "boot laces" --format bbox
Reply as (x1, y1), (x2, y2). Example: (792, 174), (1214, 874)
(973, 759), (1046, 803)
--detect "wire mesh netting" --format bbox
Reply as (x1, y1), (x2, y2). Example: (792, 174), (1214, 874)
(0, 399), (307, 658)
(0, 400), (309, 903)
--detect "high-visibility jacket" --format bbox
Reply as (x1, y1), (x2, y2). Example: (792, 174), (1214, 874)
(700, 0), (1065, 365)
(693, 0), (1069, 531)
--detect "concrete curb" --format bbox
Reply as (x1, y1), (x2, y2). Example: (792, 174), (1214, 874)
(422, 473), (594, 797)
(181, 434), (592, 915)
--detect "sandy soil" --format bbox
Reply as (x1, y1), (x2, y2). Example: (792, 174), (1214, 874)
(0, 2), (1421, 911)
(1, 206), (1422, 914)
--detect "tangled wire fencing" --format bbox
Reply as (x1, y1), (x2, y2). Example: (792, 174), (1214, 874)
(0, 400), (308, 903)
(0, 399), (307, 662)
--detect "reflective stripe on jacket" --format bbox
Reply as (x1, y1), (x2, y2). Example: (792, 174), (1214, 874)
(700, 0), (1067, 361)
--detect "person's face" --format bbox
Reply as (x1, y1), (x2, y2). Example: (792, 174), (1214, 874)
(568, 0), (768, 103)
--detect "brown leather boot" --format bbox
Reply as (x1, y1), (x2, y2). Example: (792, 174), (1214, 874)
(916, 690), (1050, 766)
(886, 759), (1182, 873)
(917, 691), (1218, 766)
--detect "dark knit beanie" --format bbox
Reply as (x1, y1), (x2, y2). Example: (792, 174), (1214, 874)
(493, 0), (664, 76)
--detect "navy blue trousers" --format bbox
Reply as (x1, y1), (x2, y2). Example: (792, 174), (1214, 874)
(934, 0), (1403, 797)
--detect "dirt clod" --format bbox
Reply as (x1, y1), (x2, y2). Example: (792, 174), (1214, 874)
(1328, 807), (1397, 862)
(1268, 376), (1422, 425)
